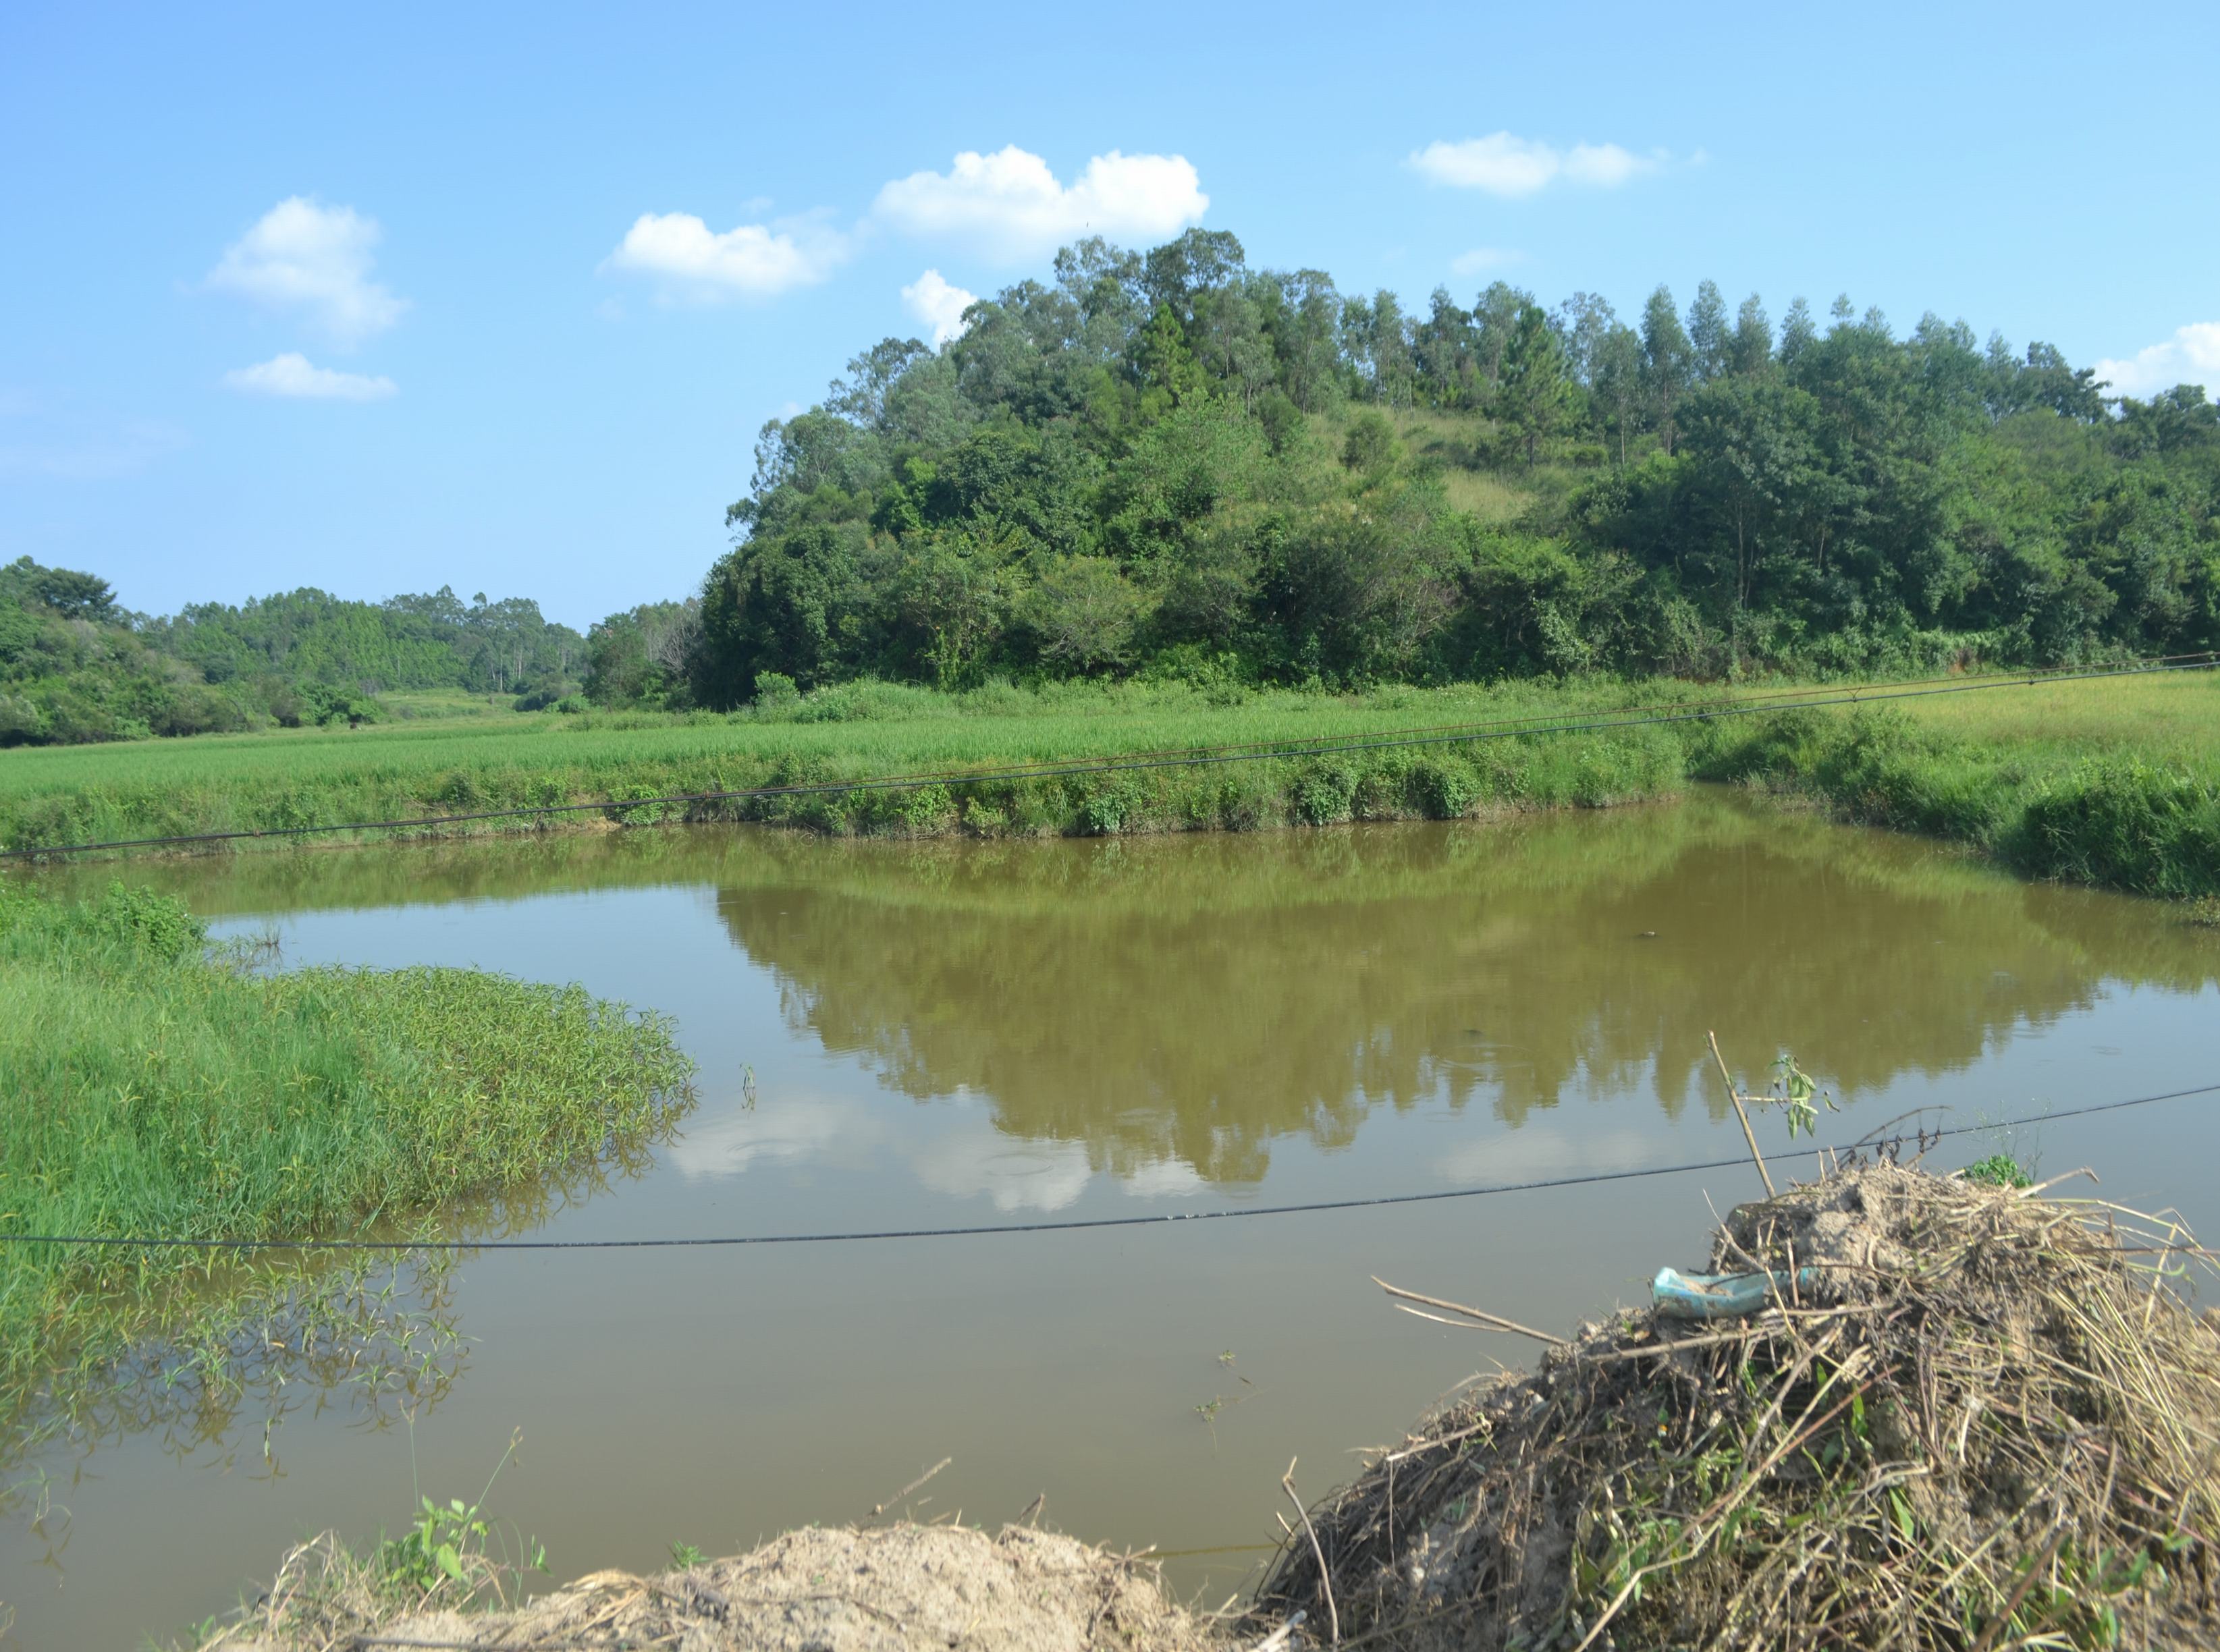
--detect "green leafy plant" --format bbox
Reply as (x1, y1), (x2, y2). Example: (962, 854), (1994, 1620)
(1964, 1153), (2034, 1188)
(375, 1429), (545, 1607)
(670, 1540), (705, 1570)
(1765, 1051), (1837, 1139)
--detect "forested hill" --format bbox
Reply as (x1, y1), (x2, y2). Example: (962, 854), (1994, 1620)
(9, 229), (2218, 744)
(681, 228), (2219, 707)
(0, 562), (582, 745)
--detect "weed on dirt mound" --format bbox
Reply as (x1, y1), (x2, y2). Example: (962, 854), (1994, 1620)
(1255, 1163), (2220, 1650)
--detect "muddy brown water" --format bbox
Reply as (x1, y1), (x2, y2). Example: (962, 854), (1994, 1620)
(8, 790), (2219, 1648)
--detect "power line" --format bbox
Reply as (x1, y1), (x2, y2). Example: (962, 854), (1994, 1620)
(3, 655), (2212, 862)
(3, 1081), (2211, 1255)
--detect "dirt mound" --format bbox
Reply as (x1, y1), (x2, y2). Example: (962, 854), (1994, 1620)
(1255, 1163), (2220, 1650)
(206, 1522), (1215, 1652)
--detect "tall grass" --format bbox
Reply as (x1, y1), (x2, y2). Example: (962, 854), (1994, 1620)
(0, 880), (694, 1424)
(1691, 698), (2220, 900)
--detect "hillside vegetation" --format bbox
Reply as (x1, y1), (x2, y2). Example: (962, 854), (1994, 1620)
(661, 228), (2218, 707)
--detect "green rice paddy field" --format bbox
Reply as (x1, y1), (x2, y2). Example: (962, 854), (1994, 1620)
(0, 669), (2214, 898)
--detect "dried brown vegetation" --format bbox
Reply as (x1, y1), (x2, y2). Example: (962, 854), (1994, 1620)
(201, 1522), (1213, 1652)
(1255, 1164), (2220, 1650)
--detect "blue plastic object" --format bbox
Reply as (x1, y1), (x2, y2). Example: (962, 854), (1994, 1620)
(1651, 1265), (1820, 1321)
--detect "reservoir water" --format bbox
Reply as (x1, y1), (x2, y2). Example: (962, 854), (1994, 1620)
(9, 789), (2218, 1647)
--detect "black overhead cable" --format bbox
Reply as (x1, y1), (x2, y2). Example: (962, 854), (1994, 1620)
(1, 1081), (2211, 1255)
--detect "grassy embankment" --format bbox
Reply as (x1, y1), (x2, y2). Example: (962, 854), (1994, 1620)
(0, 879), (693, 1431)
(1, 670), (2213, 899)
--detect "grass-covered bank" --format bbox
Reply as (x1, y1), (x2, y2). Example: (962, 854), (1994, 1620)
(0, 676), (1689, 851)
(3, 671), (2214, 900)
(0, 880), (694, 1428)
(1694, 700), (2220, 900)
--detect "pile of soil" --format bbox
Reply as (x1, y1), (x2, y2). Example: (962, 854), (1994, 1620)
(206, 1522), (1214, 1652)
(1254, 1163), (2220, 1649)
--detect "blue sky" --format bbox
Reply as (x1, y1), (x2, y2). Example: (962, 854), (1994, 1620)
(3, 0), (2215, 630)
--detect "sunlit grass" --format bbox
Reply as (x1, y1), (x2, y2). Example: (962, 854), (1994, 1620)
(1887, 668), (2220, 766)
(1438, 468), (1534, 521)
(375, 687), (542, 723)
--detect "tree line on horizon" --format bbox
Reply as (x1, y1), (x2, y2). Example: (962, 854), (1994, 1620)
(0, 563), (582, 745)
(4, 227), (2215, 746)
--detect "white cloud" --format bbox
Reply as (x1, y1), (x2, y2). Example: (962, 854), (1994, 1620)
(601, 211), (849, 300)
(668, 1097), (874, 1179)
(914, 1117), (1094, 1212)
(872, 146), (1208, 257)
(207, 197), (405, 345)
(2094, 322), (2220, 400)
(1431, 1126), (1659, 1184)
(1120, 1159), (1205, 1199)
(901, 269), (977, 345)
(224, 353), (397, 402)
(1451, 247), (1526, 276)
(1409, 134), (1662, 198)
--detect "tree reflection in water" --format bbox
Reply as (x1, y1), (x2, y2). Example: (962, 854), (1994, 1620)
(709, 798), (2215, 1184)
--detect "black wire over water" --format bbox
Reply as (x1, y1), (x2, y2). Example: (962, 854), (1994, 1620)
(3, 1082), (2211, 1255)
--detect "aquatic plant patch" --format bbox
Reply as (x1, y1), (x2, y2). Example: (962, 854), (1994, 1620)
(0, 880), (694, 1429)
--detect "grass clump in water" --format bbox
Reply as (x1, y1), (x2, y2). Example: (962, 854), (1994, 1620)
(0, 878), (693, 1429)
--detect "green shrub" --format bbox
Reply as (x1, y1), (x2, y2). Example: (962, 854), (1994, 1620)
(1409, 754), (1481, 819)
(1292, 761), (1359, 825)
(1963, 1154), (2034, 1188)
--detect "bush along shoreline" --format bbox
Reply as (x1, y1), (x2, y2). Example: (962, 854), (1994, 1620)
(1690, 707), (2220, 901)
(0, 880), (695, 1441)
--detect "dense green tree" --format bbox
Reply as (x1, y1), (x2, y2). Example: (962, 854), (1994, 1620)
(1019, 555), (1148, 674)
(1344, 290), (1415, 407)
(1498, 304), (1573, 463)
(1471, 281), (1531, 391)
(1687, 279), (1731, 381)
(585, 600), (701, 707)
(1413, 288), (1479, 407)
(1778, 298), (1818, 366)
(1640, 286), (1696, 454)
(1557, 292), (1618, 387)
(1, 557), (591, 744)
(1729, 295), (1773, 377)
(560, 232), (2220, 702)
(693, 520), (877, 703)
(1255, 269), (1345, 413)
(1592, 323), (1646, 467)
